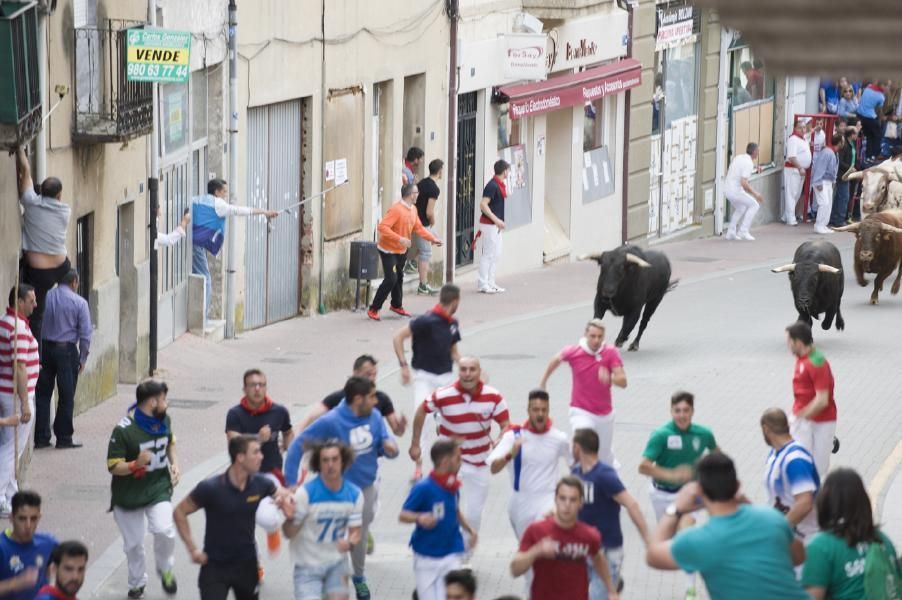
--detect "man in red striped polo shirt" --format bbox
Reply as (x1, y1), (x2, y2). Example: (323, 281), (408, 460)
(409, 356), (510, 553)
(0, 284), (39, 516)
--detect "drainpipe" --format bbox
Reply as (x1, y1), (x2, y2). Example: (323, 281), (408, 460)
(444, 0), (459, 283)
(620, 2), (634, 245)
(35, 8), (47, 181)
(317, 0), (327, 313)
(148, 0), (160, 373)
(225, 0), (238, 337)
(713, 27), (731, 235)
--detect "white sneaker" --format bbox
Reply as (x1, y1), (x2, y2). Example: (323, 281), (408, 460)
(725, 231), (738, 240)
(739, 232), (755, 241)
(491, 285), (506, 293)
(814, 227), (834, 235)
(477, 287), (496, 294)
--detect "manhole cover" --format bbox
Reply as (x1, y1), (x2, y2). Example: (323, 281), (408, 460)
(679, 256), (720, 263)
(167, 398), (218, 410)
(481, 353), (536, 361)
(261, 357), (300, 364)
(55, 484), (108, 500)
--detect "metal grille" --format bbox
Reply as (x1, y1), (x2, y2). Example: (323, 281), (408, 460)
(455, 92), (478, 267)
(244, 100), (303, 330)
(75, 214), (92, 301)
(160, 160), (190, 293)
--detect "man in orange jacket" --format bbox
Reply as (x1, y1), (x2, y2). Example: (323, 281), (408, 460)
(368, 184), (442, 321)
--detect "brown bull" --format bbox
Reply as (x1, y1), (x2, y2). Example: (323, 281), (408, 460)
(833, 209), (902, 304)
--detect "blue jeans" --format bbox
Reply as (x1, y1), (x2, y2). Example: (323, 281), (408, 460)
(293, 559), (348, 600)
(192, 243), (212, 315)
(588, 547), (624, 600)
(34, 342), (79, 445)
(830, 181), (850, 226)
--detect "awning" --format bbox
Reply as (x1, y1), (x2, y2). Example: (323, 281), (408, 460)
(499, 58), (642, 120)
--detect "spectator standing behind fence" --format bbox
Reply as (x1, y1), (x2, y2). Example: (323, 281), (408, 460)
(831, 128), (857, 227)
(33, 270), (91, 450)
(810, 135), (839, 235)
(837, 87), (859, 120)
(13, 147), (71, 347)
(783, 121), (812, 226)
(857, 81), (886, 160)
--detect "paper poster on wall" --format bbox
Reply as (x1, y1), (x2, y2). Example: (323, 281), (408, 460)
(582, 145), (615, 204)
(324, 161), (335, 182)
(335, 159), (348, 185)
(498, 144), (531, 230)
(510, 147), (527, 189)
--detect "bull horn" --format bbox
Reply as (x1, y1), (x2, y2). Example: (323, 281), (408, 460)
(843, 170), (864, 182)
(625, 253), (652, 268)
(817, 264), (841, 274)
(578, 253), (604, 262)
(879, 223), (902, 234)
(832, 223), (860, 232)
(770, 263), (795, 273)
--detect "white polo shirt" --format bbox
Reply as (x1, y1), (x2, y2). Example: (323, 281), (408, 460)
(786, 135), (812, 169)
(488, 424), (570, 496)
(725, 153), (755, 197)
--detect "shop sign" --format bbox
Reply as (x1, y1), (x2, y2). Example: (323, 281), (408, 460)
(502, 34), (548, 82)
(508, 67), (641, 120)
(656, 5), (699, 50)
(545, 12), (629, 72)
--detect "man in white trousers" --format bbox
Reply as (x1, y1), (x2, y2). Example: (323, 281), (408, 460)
(783, 121), (813, 226)
(394, 284), (461, 480)
(540, 319), (626, 466)
(724, 143), (764, 241)
(809, 134), (839, 234)
(107, 380), (180, 599)
(488, 389), (570, 539)
(477, 159), (510, 293)
(409, 357), (509, 555)
(0, 285), (38, 517)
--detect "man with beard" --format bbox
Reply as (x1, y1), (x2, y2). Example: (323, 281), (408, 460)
(34, 540), (89, 600)
(107, 380), (180, 599)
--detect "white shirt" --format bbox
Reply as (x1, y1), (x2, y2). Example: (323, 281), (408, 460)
(487, 425), (570, 496)
(213, 196), (256, 218)
(154, 223), (186, 249)
(725, 153), (755, 196)
(786, 135), (812, 169)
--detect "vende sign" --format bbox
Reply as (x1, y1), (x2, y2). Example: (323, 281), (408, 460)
(503, 34), (548, 82)
(509, 68), (641, 120)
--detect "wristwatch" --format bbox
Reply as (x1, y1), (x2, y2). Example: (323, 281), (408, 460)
(664, 503), (682, 519)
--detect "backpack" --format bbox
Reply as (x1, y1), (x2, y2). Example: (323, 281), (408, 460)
(863, 538), (902, 600)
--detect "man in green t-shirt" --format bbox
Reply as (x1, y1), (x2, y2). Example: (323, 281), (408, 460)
(107, 380), (180, 599)
(639, 390), (717, 600)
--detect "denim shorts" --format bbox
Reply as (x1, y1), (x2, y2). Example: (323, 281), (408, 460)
(414, 230), (433, 261)
(293, 559), (348, 600)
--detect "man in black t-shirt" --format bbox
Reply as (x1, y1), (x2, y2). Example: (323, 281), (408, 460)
(477, 159), (511, 294)
(225, 369), (294, 557)
(412, 159), (444, 296)
(173, 435), (293, 600)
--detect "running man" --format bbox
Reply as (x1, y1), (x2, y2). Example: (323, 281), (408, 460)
(174, 435), (294, 600)
(394, 284), (461, 478)
(400, 439), (477, 600)
(487, 389), (570, 539)
(35, 540), (89, 600)
(0, 491), (58, 599)
(761, 408), (820, 542)
(638, 391), (717, 600)
(283, 441), (362, 600)
(785, 321), (837, 478)
(107, 380), (180, 599)
(540, 319), (626, 465)
(511, 476), (619, 600)
(225, 369), (294, 556)
(572, 428), (649, 600)
(409, 357), (509, 551)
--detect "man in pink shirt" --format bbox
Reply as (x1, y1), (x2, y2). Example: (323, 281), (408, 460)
(540, 319), (627, 465)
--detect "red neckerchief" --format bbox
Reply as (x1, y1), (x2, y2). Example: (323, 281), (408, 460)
(405, 160), (416, 174)
(35, 585), (77, 600)
(4, 307), (29, 328)
(493, 175), (508, 198)
(868, 83), (883, 93)
(430, 470), (462, 493)
(454, 379), (483, 398)
(240, 395), (273, 416)
(431, 304), (455, 323)
(519, 417), (553, 434)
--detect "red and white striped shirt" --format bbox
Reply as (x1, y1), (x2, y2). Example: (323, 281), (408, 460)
(423, 380), (510, 467)
(0, 309), (40, 400)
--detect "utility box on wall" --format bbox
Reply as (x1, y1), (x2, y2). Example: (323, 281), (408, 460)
(0, 1), (41, 149)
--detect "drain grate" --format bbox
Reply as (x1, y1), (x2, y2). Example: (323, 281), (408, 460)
(261, 357), (301, 365)
(167, 398), (218, 410)
(481, 353), (536, 361)
(679, 256), (721, 263)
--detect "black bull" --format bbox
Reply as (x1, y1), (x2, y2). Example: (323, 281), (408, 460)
(771, 240), (845, 331)
(582, 246), (677, 351)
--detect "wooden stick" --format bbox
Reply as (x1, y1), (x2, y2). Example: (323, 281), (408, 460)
(11, 268), (20, 483)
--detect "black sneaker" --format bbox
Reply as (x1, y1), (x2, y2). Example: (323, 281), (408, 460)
(127, 587), (145, 599)
(161, 570), (177, 595)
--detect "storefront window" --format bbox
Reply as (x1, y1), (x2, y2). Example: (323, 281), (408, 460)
(160, 82), (189, 155)
(497, 103), (521, 150)
(663, 42), (698, 128)
(727, 35), (777, 166)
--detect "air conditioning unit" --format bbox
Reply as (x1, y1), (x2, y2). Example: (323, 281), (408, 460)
(513, 12), (543, 35)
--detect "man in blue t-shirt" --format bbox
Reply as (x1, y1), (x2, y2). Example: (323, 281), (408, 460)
(646, 452), (808, 600)
(0, 490), (58, 600)
(572, 429), (648, 600)
(284, 376), (399, 600)
(400, 439), (476, 600)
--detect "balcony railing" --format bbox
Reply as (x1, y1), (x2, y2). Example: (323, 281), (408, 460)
(72, 19), (152, 144)
(0, 1), (41, 149)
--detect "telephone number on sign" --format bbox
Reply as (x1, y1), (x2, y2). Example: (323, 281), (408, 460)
(127, 63), (189, 81)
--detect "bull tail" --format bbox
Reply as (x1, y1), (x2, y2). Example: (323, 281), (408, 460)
(666, 279), (680, 293)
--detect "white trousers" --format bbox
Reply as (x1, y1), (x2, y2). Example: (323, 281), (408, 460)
(783, 168), (804, 224)
(414, 370), (455, 467)
(113, 501), (176, 589)
(255, 472), (283, 533)
(790, 416), (836, 479)
(813, 182), (834, 232)
(413, 552), (462, 600)
(0, 395), (34, 502)
(477, 223), (503, 290)
(509, 492), (555, 540)
(569, 407), (616, 466)
(726, 190), (760, 236)
(458, 462), (490, 548)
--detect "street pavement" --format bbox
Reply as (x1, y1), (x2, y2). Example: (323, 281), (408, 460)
(23, 223), (902, 599)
